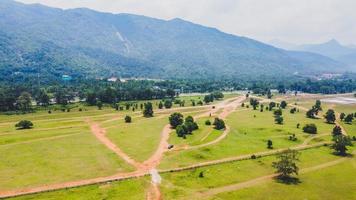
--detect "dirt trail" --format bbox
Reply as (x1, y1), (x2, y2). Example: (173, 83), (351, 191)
(87, 120), (145, 170)
(0, 170), (148, 199)
(173, 96), (245, 151)
(146, 183), (162, 200)
(196, 157), (350, 198)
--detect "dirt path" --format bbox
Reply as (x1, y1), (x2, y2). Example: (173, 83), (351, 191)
(196, 157), (350, 198)
(87, 119), (145, 170)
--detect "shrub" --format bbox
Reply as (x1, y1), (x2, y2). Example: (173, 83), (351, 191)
(213, 118), (226, 130)
(15, 120), (34, 129)
(169, 113), (184, 128)
(205, 120), (211, 126)
(125, 115), (132, 123)
(303, 124), (317, 134)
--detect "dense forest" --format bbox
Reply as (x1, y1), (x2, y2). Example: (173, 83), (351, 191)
(1, 74), (355, 113)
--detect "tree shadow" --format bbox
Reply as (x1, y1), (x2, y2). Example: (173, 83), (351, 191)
(274, 175), (301, 185)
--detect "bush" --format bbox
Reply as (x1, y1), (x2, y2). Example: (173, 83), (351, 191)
(125, 115), (132, 123)
(15, 120), (34, 129)
(205, 120), (211, 126)
(169, 113), (184, 128)
(303, 124), (317, 134)
(213, 118), (226, 130)
(251, 155), (257, 159)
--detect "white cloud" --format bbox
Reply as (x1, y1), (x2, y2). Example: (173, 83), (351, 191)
(15, 0), (356, 45)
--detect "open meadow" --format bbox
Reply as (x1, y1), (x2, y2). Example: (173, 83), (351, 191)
(0, 92), (355, 199)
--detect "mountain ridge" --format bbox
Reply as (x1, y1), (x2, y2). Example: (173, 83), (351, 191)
(0, 0), (349, 82)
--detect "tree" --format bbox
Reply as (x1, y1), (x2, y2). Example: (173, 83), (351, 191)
(205, 120), (211, 125)
(213, 118), (226, 130)
(16, 92), (32, 112)
(332, 126), (342, 136)
(313, 100), (322, 113)
(176, 124), (187, 138)
(272, 149), (300, 179)
(185, 116), (194, 123)
(250, 98), (259, 110)
(269, 102), (276, 111)
(37, 89), (50, 106)
(324, 109), (336, 124)
(303, 124), (317, 134)
(331, 135), (353, 156)
(306, 109), (316, 118)
(169, 113), (184, 128)
(280, 101), (287, 109)
(158, 101), (163, 109)
(15, 120), (34, 129)
(86, 91), (97, 105)
(166, 89), (176, 98)
(143, 102), (154, 117)
(185, 121), (199, 133)
(267, 140), (273, 149)
(97, 101), (103, 110)
(290, 107), (297, 114)
(274, 109), (282, 116)
(164, 100), (173, 109)
(125, 115), (132, 123)
(340, 113), (345, 121)
(212, 91), (224, 99)
(344, 114), (354, 124)
(204, 94), (214, 104)
(275, 115), (284, 124)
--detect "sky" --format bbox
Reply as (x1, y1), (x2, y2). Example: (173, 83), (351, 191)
(15, 0), (356, 45)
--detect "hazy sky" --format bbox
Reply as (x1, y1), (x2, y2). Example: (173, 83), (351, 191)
(16, 0), (356, 45)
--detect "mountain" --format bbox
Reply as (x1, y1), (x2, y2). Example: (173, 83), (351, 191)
(0, 0), (348, 82)
(284, 39), (356, 71)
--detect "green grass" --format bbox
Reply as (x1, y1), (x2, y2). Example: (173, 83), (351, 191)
(106, 115), (169, 162)
(159, 107), (334, 169)
(211, 158), (356, 200)
(10, 178), (149, 200)
(160, 146), (354, 199)
(0, 133), (133, 190)
(168, 117), (223, 147)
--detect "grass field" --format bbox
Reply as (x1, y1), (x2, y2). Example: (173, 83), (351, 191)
(161, 146), (356, 199)
(0, 93), (355, 199)
(10, 178), (150, 200)
(159, 105), (335, 169)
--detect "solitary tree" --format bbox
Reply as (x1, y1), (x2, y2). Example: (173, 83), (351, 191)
(15, 120), (34, 129)
(213, 118), (226, 130)
(267, 140), (273, 149)
(340, 113), (345, 121)
(97, 101), (103, 110)
(125, 115), (132, 123)
(205, 120), (211, 125)
(332, 126), (342, 136)
(344, 114), (354, 124)
(272, 149), (300, 179)
(158, 101), (163, 109)
(331, 135), (353, 156)
(143, 102), (154, 117)
(280, 101), (287, 109)
(164, 100), (173, 109)
(303, 124), (317, 134)
(269, 102), (276, 111)
(306, 109), (317, 118)
(169, 113), (184, 128)
(324, 109), (336, 124)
